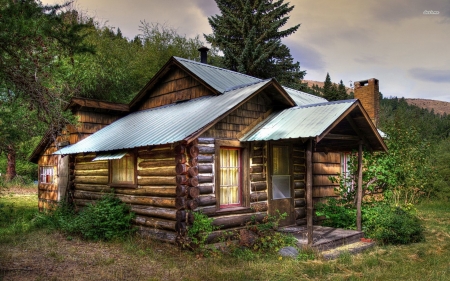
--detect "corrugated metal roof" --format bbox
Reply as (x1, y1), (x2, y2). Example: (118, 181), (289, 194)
(283, 87), (327, 106)
(92, 151), (127, 161)
(175, 57), (261, 93)
(240, 100), (357, 141)
(175, 57), (328, 106)
(55, 80), (272, 155)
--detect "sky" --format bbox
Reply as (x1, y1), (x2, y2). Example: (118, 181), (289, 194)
(43, 0), (450, 102)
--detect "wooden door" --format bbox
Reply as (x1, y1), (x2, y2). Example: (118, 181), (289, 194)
(57, 155), (69, 201)
(268, 143), (295, 226)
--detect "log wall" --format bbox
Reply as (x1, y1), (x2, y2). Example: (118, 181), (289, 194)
(71, 144), (186, 244)
(292, 144), (307, 225)
(138, 68), (212, 111)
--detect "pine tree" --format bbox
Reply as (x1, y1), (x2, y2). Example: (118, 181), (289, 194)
(205, 0), (305, 89)
(338, 80), (348, 100)
(323, 73), (333, 100)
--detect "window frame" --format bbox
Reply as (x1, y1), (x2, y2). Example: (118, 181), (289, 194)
(214, 140), (249, 210)
(271, 144), (292, 199)
(108, 152), (137, 188)
(39, 166), (54, 184)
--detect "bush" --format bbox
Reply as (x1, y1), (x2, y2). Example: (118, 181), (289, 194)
(363, 204), (424, 244)
(75, 195), (135, 241)
(315, 198), (356, 229)
(35, 194), (135, 241)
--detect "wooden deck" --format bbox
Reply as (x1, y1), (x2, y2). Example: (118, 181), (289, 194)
(278, 225), (365, 250)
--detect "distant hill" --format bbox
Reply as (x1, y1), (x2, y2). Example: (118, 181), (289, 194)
(405, 99), (450, 116)
(304, 80), (450, 116)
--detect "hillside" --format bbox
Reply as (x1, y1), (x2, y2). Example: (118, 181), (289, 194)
(405, 99), (450, 116)
(304, 80), (450, 116)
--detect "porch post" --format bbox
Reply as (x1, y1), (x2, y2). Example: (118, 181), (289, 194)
(306, 138), (313, 246)
(356, 141), (363, 231)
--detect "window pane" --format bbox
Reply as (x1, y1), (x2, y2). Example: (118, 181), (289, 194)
(39, 166), (53, 184)
(272, 146), (290, 199)
(220, 148), (240, 206)
(273, 146), (289, 175)
(111, 155), (135, 184)
(272, 175), (291, 199)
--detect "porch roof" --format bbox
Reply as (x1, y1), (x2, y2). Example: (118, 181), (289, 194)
(240, 99), (387, 152)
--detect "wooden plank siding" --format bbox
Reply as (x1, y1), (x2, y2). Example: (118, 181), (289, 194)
(312, 152), (341, 201)
(138, 68), (213, 111)
(201, 94), (271, 139)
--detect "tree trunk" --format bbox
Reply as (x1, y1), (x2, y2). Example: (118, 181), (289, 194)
(6, 145), (16, 181)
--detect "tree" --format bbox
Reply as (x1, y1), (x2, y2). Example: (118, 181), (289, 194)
(0, 92), (45, 180)
(205, 0), (305, 89)
(337, 80), (348, 100)
(60, 21), (205, 103)
(322, 73), (334, 100)
(0, 0), (90, 128)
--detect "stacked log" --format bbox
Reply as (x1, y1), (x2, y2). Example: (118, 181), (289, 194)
(196, 138), (215, 210)
(174, 141), (201, 242)
(249, 142), (268, 212)
(293, 144), (307, 225)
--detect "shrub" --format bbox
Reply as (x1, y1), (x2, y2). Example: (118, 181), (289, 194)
(75, 195), (135, 241)
(315, 198), (356, 229)
(363, 204), (424, 244)
(187, 211), (218, 250)
(35, 194), (135, 241)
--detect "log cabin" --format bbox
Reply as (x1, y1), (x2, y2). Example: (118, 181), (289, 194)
(30, 48), (386, 244)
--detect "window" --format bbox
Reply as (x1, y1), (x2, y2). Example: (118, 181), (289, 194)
(110, 154), (135, 185)
(341, 152), (355, 190)
(219, 148), (241, 207)
(272, 145), (291, 199)
(40, 166), (54, 184)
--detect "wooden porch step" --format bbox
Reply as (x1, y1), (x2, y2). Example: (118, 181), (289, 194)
(320, 240), (376, 260)
(278, 225), (365, 251)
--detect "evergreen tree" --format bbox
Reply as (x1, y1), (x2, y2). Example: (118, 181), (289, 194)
(205, 0), (305, 89)
(323, 73), (333, 100)
(338, 80), (348, 100)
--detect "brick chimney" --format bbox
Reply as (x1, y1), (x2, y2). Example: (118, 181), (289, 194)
(354, 78), (379, 127)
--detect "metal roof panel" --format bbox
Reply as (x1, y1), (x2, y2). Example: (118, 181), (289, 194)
(55, 80), (272, 155)
(240, 100), (357, 141)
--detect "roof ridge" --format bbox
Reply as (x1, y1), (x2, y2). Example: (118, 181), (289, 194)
(174, 56), (262, 82)
(293, 99), (357, 110)
(223, 79), (271, 93)
(282, 86), (327, 101)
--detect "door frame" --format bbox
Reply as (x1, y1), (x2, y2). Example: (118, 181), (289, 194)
(267, 141), (296, 226)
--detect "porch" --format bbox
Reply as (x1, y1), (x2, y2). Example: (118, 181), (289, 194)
(278, 225), (375, 259)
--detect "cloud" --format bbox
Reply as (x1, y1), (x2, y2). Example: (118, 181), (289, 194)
(287, 42), (326, 71)
(409, 68), (450, 83)
(354, 54), (385, 65)
(191, 0), (220, 17)
(370, 0), (450, 23)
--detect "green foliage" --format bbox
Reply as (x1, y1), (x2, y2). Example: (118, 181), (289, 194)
(247, 212), (297, 253)
(315, 197), (356, 229)
(205, 0), (305, 89)
(63, 21), (205, 103)
(74, 195), (135, 241)
(0, 0), (91, 124)
(187, 211), (218, 249)
(430, 138), (450, 200)
(363, 204), (424, 245)
(35, 194), (135, 241)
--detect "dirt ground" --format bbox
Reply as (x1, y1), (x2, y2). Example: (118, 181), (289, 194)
(0, 187), (189, 281)
(0, 231), (190, 281)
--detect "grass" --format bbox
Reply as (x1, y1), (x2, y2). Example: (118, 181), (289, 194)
(1, 187), (449, 280)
